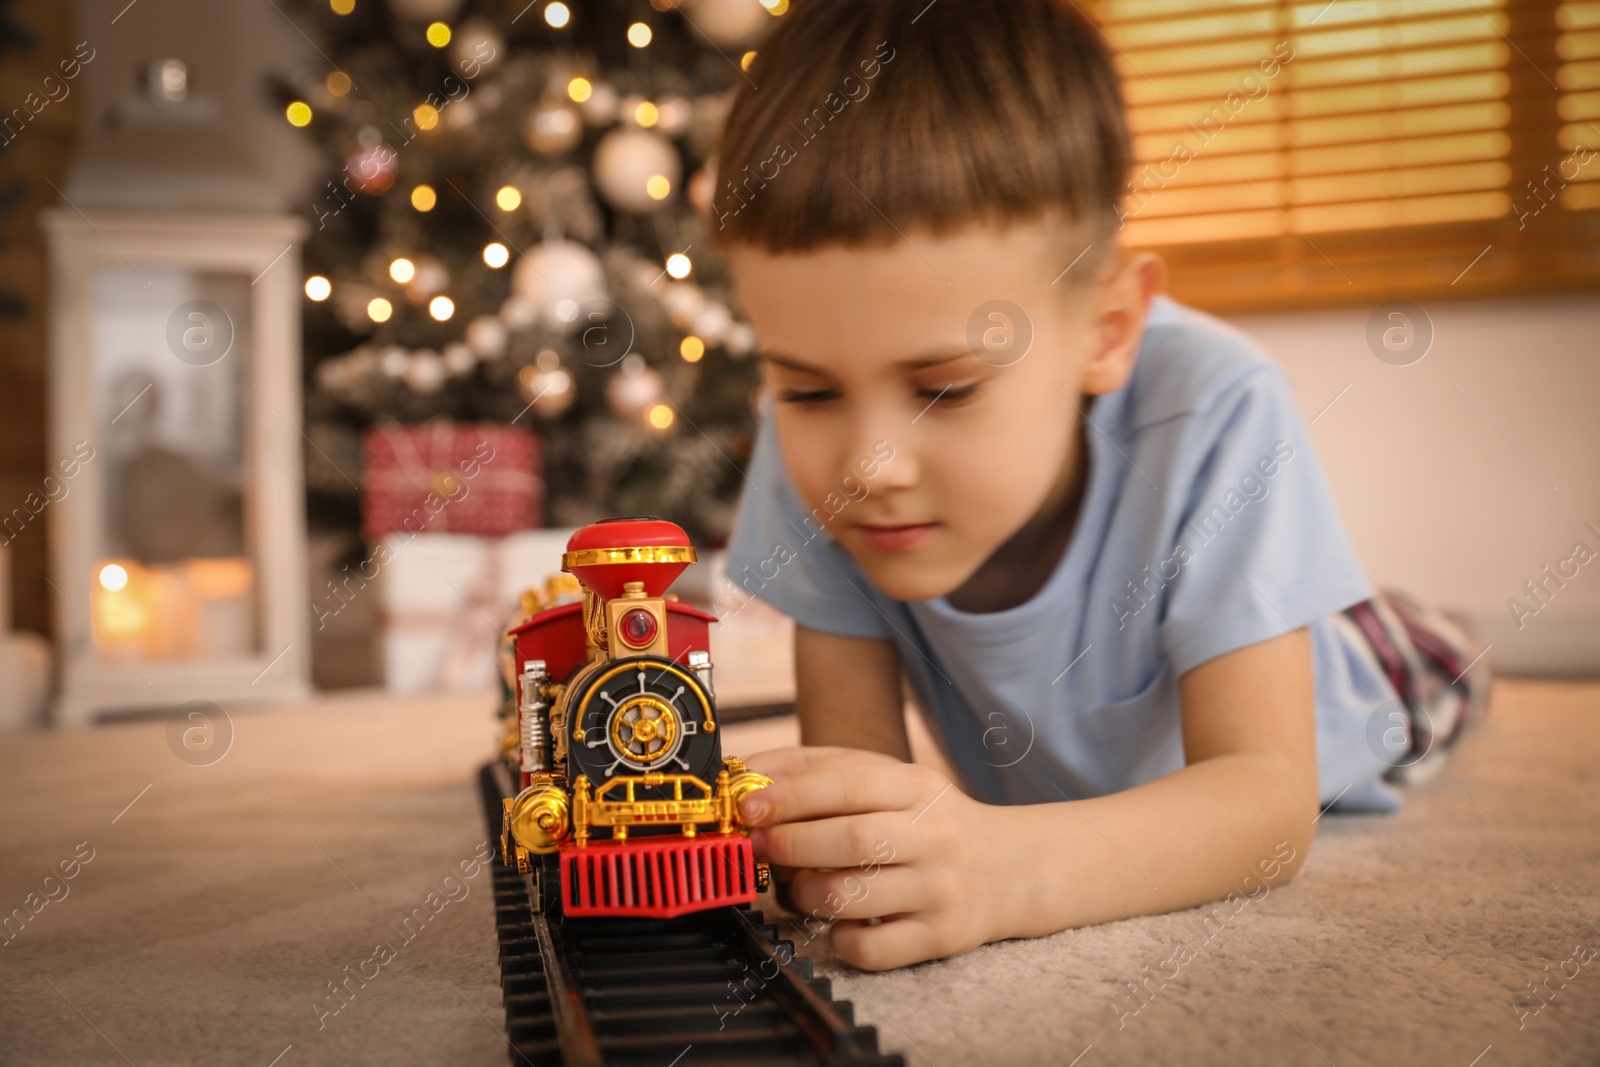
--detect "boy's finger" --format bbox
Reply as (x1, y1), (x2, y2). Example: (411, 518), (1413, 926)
(788, 865), (928, 923)
(830, 915), (940, 972)
(740, 763), (920, 825)
(742, 746), (891, 780)
(752, 812), (911, 869)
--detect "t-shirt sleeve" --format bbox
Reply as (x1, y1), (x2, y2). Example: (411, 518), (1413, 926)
(1160, 364), (1373, 677)
(721, 402), (893, 639)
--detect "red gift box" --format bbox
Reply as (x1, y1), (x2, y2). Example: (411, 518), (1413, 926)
(362, 423), (541, 543)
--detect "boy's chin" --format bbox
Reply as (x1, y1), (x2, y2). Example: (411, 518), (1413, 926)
(853, 554), (971, 604)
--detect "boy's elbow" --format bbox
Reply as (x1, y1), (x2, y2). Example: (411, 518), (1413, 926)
(1259, 751), (1318, 886)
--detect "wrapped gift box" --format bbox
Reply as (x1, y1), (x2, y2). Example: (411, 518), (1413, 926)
(379, 528), (574, 694)
(362, 423), (540, 544)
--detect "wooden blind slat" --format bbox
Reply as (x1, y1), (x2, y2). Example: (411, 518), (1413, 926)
(1086, 0), (1591, 311)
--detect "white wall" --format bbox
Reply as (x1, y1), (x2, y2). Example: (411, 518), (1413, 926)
(65, 0), (320, 209)
(1227, 293), (1600, 676)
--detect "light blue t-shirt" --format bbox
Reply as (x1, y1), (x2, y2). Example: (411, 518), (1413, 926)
(723, 294), (1401, 812)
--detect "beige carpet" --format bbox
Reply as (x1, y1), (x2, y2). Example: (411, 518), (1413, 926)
(1, 679), (1595, 1066)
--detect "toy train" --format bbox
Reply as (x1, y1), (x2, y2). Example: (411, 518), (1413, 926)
(495, 517), (772, 919)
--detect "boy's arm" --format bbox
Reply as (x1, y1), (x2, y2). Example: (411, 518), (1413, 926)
(793, 624), (910, 762)
(742, 628), (1320, 970)
(1005, 625), (1320, 932)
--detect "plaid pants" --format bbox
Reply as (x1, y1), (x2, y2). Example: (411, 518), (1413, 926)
(1339, 590), (1492, 785)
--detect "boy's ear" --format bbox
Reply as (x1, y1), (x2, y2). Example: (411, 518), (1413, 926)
(1079, 252), (1167, 396)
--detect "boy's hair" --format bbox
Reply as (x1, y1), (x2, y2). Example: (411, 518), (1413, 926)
(710, 0), (1130, 278)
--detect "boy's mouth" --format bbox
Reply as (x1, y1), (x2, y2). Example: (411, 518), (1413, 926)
(852, 521), (939, 551)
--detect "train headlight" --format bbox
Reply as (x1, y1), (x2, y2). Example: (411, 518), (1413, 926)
(617, 607), (659, 648)
(508, 780), (571, 854)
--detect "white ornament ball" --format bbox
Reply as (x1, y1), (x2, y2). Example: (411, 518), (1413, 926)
(606, 354), (663, 419)
(500, 295), (539, 330)
(406, 256), (449, 299)
(443, 343), (476, 375)
(592, 128), (681, 213)
(380, 346), (410, 377)
(449, 19), (503, 73)
(656, 96), (693, 135)
(511, 239), (608, 319)
(525, 103), (583, 156)
(688, 0), (769, 48)
(659, 281), (706, 330)
(466, 315), (506, 358)
(578, 82), (619, 126)
(443, 99), (478, 129)
(691, 301), (733, 344)
(725, 321), (757, 357)
(404, 350), (446, 394)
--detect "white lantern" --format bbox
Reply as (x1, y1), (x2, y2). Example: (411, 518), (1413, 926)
(43, 210), (312, 727)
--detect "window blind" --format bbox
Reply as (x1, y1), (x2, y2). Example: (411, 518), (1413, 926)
(1091, 0), (1599, 311)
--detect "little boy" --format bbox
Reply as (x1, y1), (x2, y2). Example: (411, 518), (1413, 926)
(707, 0), (1479, 971)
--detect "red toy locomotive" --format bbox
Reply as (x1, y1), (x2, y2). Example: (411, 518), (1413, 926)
(496, 517), (772, 919)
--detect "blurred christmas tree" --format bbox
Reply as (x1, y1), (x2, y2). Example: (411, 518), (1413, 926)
(270, 0), (782, 546)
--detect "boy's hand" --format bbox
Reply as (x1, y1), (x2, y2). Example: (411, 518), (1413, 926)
(741, 746), (1016, 971)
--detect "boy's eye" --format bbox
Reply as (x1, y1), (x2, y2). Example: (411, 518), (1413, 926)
(916, 381), (981, 406)
(777, 386), (839, 405)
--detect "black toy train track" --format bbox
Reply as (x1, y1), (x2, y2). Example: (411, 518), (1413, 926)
(480, 763), (905, 1066)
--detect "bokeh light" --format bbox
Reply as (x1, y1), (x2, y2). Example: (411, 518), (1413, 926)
(99, 564), (129, 592)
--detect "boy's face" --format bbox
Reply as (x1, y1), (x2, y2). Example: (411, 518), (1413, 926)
(728, 219), (1163, 603)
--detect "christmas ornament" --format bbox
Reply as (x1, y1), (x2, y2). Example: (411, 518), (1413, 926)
(511, 239), (608, 321)
(686, 0), (769, 48)
(443, 99), (478, 129)
(525, 102), (583, 156)
(465, 314), (507, 358)
(443, 342), (476, 376)
(520, 350), (576, 417)
(404, 349), (447, 394)
(656, 96), (693, 135)
(577, 81), (619, 126)
(449, 19), (503, 73)
(380, 346), (410, 377)
(592, 128), (681, 213)
(606, 354), (663, 419)
(345, 145), (397, 195)
(725, 321), (757, 357)
(659, 281), (706, 330)
(406, 255), (450, 300)
(691, 301), (732, 344)
(500, 295), (539, 331)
